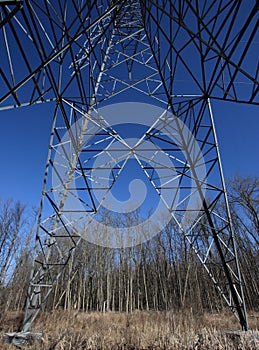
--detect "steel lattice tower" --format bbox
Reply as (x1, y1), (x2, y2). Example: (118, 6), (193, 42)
(1, 0), (258, 333)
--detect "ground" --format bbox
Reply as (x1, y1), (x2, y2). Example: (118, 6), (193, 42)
(1, 310), (259, 349)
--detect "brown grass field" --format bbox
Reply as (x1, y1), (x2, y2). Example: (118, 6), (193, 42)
(1, 310), (259, 349)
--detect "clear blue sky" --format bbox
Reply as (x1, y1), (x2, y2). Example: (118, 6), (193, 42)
(0, 100), (258, 209)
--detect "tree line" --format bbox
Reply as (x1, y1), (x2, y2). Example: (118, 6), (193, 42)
(0, 175), (258, 318)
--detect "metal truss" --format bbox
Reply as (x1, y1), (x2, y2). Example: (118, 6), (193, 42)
(0, 1), (22, 29)
(1, 0), (258, 333)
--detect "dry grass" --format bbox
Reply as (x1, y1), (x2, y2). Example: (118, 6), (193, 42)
(0, 310), (258, 349)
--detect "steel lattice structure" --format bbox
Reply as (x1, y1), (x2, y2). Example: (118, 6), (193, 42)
(1, 0), (258, 333)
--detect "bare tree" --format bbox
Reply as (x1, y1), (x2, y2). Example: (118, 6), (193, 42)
(230, 174), (259, 245)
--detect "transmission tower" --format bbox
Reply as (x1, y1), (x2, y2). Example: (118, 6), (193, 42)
(1, 0), (258, 335)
